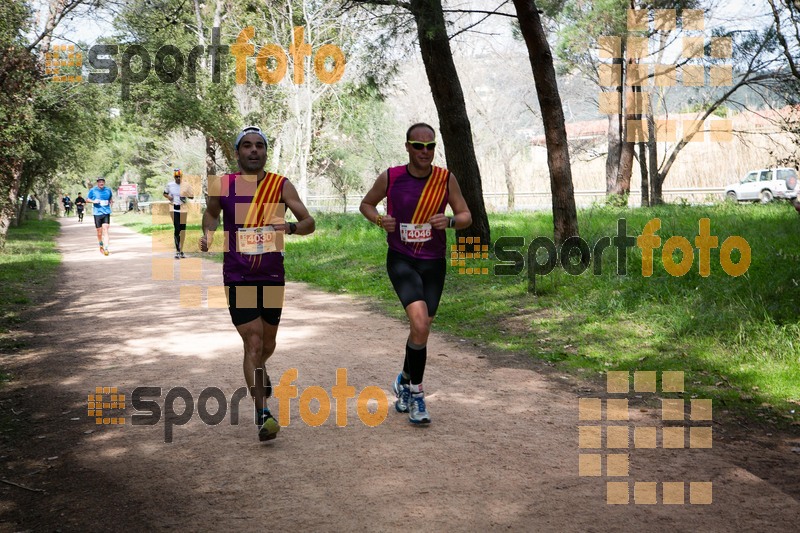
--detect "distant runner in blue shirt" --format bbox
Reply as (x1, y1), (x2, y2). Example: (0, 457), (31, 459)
(87, 177), (114, 256)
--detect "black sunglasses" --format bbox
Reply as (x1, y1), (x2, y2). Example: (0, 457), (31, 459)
(409, 141), (436, 151)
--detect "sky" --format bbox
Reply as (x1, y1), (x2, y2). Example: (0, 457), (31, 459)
(31, 0), (115, 46)
(710, 0), (772, 31)
(43, 0), (775, 46)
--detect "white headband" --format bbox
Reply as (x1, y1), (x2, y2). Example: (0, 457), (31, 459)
(235, 126), (268, 150)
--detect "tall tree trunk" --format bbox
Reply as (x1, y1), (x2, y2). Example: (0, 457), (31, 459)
(614, 57), (635, 201)
(271, 131), (283, 172)
(606, 112), (622, 194)
(652, 174), (664, 205)
(205, 137), (216, 177)
(616, 121), (634, 198)
(14, 169), (33, 227)
(0, 162), (24, 249)
(14, 191), (25, 227)
(0, 1), (58, 248)
(503, 157), (515, 211)
(298, 84), (313, 204)
(638, 140), (648, 207)
(0, 214), (11, 250)
(204, 136), (216, 204)
(647, 102), (659, 205)
(512, 0), (578, 243)
(286, 80), (311, 204)
(197, 0), (227, 199)
(38, 0), (66, 57)
(193, 0), (207, 59)
(409, 0), (490, 244)
(605, 54), (624, 195)
(37, 187), (47, 220)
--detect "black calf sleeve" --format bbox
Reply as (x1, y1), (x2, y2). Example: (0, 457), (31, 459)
(406, 342), (427, 385)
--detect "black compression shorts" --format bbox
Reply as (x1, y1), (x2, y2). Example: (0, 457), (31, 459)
(225, 282), (285, 327)
(386, 248), (446, 317)
(93, 214), (110, 228)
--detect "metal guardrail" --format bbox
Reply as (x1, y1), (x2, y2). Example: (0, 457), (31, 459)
(125, 200), (207, 214)
(303, 188), (728, 212)
(121, 188), (729, 214)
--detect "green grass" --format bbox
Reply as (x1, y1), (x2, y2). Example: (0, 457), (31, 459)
(121, 204), (800, 425)
(114, 211), (188, 235)
(0, 218), (62, 381)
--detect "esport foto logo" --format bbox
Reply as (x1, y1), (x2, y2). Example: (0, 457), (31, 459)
(47, 25), (345, 86)
(454, 218), (750, 292)
(89, 368), (389, 443)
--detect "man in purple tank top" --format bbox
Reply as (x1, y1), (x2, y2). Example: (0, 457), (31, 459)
(199, 126), (315, 442)
(360, 122), (472, 424)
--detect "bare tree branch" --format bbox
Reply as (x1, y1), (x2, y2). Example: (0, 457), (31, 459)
(768, 0), (800, 79)
(442, 0), (516, 18)
(27, 0), (84, 53)
(443, 10), (516, 17)
(445, 1), (516, 40)
(658, 35), (786, 180)
(343, 0), (411, 11)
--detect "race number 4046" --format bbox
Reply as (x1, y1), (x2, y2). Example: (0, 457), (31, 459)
(400, 223), (432, 243)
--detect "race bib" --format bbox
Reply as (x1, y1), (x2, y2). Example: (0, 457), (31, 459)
(98, 199), (109, 206)
(400, 223), (432, 243)
(237, 226), (277, 255)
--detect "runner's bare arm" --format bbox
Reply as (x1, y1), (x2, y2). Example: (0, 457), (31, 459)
(279, 180), (315, 236)
(199, 194), (222, 251)
(430, 173), (471, 230)
(360, 171), (395, 232)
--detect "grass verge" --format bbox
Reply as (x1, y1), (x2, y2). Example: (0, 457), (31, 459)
(121, 204), (800, 426)
(0, 218), (62, 380)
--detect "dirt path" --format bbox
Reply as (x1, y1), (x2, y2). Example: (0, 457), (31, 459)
(1, 217), (799, 532)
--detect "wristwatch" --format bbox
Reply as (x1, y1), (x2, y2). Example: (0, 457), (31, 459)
(288, 222), (297, 235)
(448, 216), (456, 229)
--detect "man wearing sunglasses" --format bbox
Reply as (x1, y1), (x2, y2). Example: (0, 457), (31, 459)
(199, 126), (315, 442)
(360, 122), (472, 424)
(163, 168), (194, 259)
